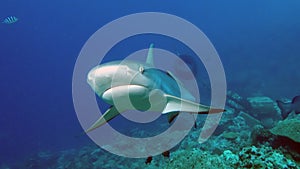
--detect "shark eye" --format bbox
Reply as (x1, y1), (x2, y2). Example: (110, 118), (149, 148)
(139, 66), (144, 74)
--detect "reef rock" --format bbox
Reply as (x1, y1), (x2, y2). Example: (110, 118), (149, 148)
(227, 91), (251, 112)
(250, 125), (275, 145)
(238, 111), (261, 128)
(222, 131), (239, 140)
(270, 119), (300, 143)
(247, 96), (281, 118)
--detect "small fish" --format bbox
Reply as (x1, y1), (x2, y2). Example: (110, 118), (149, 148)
(2, 16), (18, 24)
(276, 95), (300, 119)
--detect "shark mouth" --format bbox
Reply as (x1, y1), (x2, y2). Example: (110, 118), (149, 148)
(101, 85), (150, 105)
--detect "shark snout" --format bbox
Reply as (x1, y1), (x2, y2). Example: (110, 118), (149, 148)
(87, 70), (95, 85)
(87, 67), (115, 96)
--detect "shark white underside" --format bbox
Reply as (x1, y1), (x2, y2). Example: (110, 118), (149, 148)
(85, 44), (224, 133)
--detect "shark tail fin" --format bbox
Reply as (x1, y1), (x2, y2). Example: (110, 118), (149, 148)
(276, 100), (292, 119)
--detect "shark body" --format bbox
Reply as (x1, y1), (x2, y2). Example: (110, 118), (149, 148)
(86, 44), (224, 133)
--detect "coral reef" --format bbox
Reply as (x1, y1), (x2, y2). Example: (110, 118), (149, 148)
(165, 148), (229, 168)
(227, 91), (281, 128)
(13, 144), (299, 169)
(250, 125), (275, 145)
(238, 146), (298, 168)
(247, 96), (281, 127)
(5, 91), (300, 169)
(270, 119), (300, 143)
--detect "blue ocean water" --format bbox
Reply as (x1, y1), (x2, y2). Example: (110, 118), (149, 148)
(1, 0), (300, 167)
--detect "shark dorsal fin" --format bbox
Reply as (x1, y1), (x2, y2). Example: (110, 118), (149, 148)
(146, 43), (154, 66)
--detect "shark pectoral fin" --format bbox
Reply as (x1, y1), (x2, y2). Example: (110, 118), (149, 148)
(85, 106), (120, 133)
(162, 94), (224, 114)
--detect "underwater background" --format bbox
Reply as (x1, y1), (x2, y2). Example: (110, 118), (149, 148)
(1, 0), (300, 168)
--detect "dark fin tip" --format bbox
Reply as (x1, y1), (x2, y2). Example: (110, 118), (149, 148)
(197, 108), (225, 114)
(168, 112), (179, 124)
(145, 156), (152, 164)
(168, 115), (177, 124)
(197, 111), (209, 114)
(162, 151), (170, 158)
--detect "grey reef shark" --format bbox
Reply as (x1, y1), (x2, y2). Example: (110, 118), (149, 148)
(86, 44), (225, 133)
(277, 95), (300, 119)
